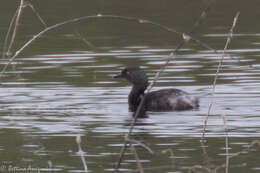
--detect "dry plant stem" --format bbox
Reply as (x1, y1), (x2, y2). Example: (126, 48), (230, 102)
(130, 145), (144, 173)
(188, 1), (212, 34)
(26, 1), (47, 28)
(1, 15), (179, 75)
(76, 135), (89, 173)
(215, 164), (227, 173)
(161, 148), (174, 159)
(2, 8), (19, 58)
(200, 142), (210, 165)
(249, 140), (260, 149)
(202, 12), (240, 139)
(115, 97), (147, 172)
(220, 112), (229, 173)
(162, 148), (175, 167)
(148, 0), (215, 90)
(2, 0), (47, 59)
(74, 29), (96, 49)
(115, 44), (180, 172)
(188, 165), (211, 173)
(7, 0), (24, 56)
(1, 14), (216, 77)
(115, 2), (214, 172)
(226, 140), (260, 160)
(125, 135), (154, 154)
(2, 0), (24, 58)
(131, 166), (177, 172)
(47, 160), (53, 169)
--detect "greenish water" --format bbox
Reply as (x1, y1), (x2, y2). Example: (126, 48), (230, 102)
(0, 0), (260, 172)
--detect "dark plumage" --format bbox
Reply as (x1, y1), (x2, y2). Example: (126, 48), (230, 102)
(114, 66), (199, 112)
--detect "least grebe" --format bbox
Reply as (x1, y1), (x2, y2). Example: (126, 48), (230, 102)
(114, 66), (199, 112)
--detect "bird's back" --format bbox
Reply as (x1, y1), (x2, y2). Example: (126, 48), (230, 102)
(144, 88), (199, 111)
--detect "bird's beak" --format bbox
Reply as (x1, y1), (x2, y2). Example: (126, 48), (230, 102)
(113, 73), (122, 78)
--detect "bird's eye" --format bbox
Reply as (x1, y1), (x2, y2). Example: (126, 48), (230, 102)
(123, 70), (130, 75)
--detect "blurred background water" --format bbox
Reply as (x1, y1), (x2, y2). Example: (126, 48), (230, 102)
(0, 0), (260, 172)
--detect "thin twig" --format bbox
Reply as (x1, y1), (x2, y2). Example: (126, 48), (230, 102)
(221, 112), (229, 173)
(202, 12), (240, 139)
(2, 0), (24, 58)
(1, 14), (216, 77)
(147, 0), (216, 91)
(76, 135), (88, 173)
(215, 163), (227, 173)
(26, 0), (47, 28)
(125, 135), (154, 154)
(115, 1), (214, 172)
(200, 141), (210, 165)
(188, 165), (211, 173)
(2, 8), (19, 58)
(161, 148), (174, 159)
(2, 0), (47, 59)
(248, 140), (260, 150)
(7, 0), (24, 56)
(227, 139), (260, 160)
(74, 28), (96, 49)
(129, 145), (144, 173)
(162, 148), (175, 168)
(114, 96), (147, 172)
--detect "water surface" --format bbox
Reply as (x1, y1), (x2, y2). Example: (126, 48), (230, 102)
(0, 0), (260, 173)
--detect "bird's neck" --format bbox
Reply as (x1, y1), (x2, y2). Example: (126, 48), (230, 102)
(128, 85), (147, 112)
